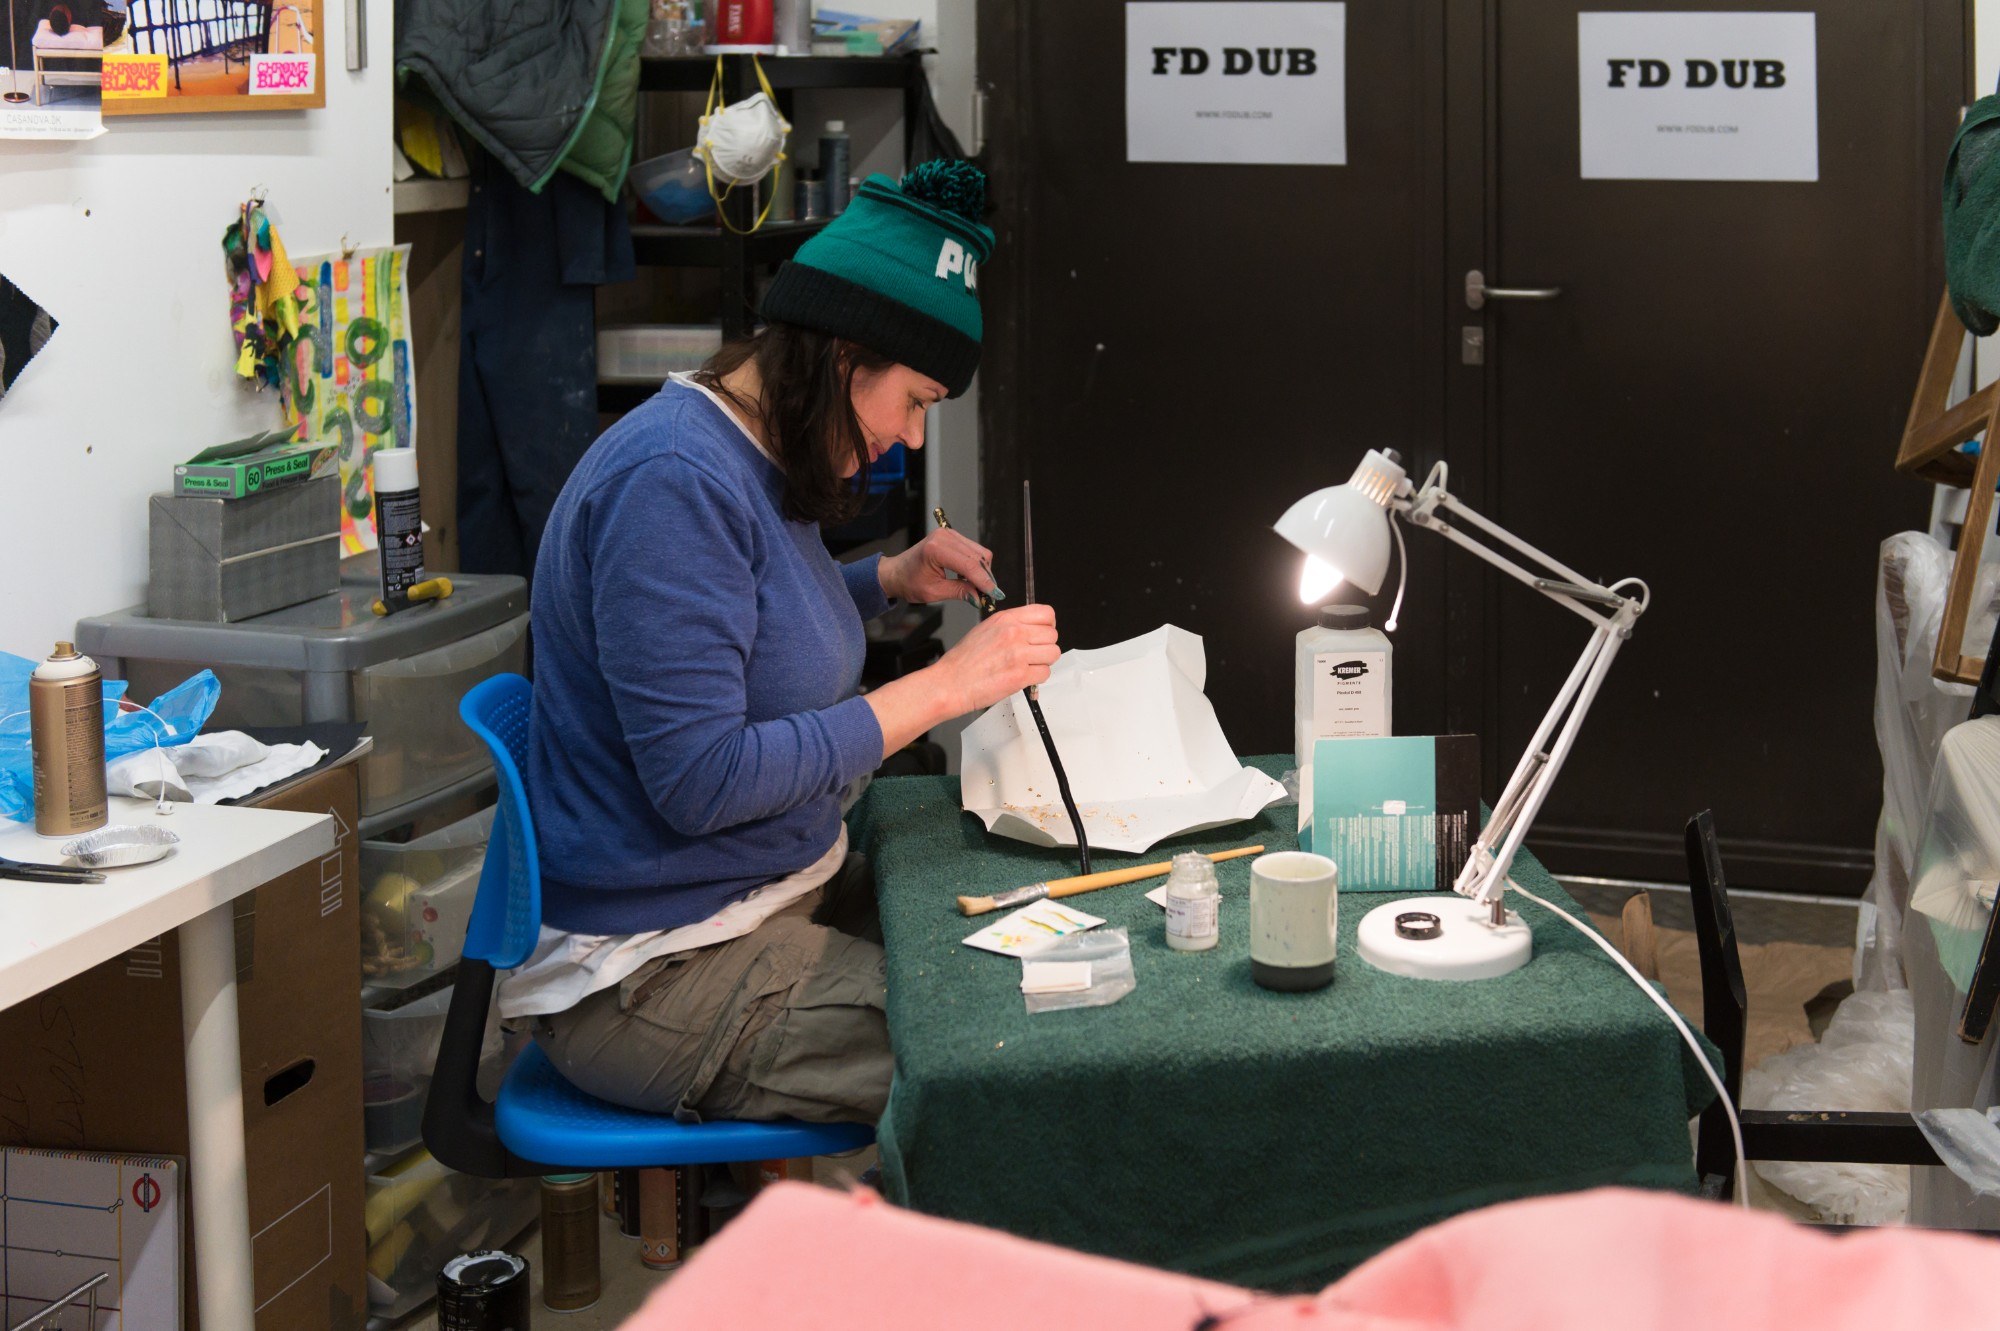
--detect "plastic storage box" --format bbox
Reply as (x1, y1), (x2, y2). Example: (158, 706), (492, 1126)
(630, 146), (713, 223)
(360, 806), (492, 989)
(76, 570), (527, 830)
(597, 323), (724, 383)
(364, 1147), (537, 1320)
(362, 986), (452, 1154)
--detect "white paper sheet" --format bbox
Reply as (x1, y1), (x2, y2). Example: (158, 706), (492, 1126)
(962, 900), (1105, 958)
(960, 625), (1287, 854)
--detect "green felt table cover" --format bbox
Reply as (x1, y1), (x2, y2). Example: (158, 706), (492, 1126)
(849, 756), (1718, 1290)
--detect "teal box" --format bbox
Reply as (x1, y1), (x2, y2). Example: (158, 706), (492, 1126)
(1311, 735), (1481, 891)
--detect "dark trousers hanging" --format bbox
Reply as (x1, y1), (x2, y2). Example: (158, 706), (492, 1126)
(457, 147), (634, 582)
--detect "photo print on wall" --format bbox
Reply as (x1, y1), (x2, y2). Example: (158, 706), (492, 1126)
(0, 272), (58, 402)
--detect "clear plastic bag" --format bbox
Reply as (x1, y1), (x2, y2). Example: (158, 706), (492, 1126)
(1916, 1107), (2000, 1199)
(1020, 927), (1136, 1014)
(1742, 988), (1916, 1224)
(0, 654), (220, 822)
(1860, 533), (1996, 992)
(1908, 717), (2000, 991)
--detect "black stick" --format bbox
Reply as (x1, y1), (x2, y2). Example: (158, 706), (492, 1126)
(1018, 479), (1090, 876)
(1028, 693), (1090, 876)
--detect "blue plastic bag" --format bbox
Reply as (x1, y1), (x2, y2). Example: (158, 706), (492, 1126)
(0, 653), (221, 822)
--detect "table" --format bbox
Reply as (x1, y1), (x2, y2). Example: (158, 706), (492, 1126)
(0, 798), (333, 1331)
(850, 756), (1716, 1290)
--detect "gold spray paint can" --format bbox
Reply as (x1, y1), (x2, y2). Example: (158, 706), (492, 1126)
(538, 1173), (601, 1312)
(29, 642), (106, 838)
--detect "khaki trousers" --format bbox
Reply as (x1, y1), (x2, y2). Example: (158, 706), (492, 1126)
(530, 855), (890, 1124)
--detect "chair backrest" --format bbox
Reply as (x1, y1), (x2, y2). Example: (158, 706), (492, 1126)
(426, 672), (545, 1179)
(459, 673), (542, 970)
(1685, 809), (1749, 1199)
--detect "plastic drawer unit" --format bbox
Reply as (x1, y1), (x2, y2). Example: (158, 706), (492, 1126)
(76, 571), (527, 830)
(361, 806), (492, 990)
(364, 1146), (538, 1319)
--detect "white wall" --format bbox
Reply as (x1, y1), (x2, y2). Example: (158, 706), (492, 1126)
(0, 11), (393, 659)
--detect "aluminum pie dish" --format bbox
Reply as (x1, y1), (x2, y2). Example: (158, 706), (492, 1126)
(62, 824), (181, 869)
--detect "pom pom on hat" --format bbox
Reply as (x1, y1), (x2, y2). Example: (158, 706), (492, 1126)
(900, 160), (986, 225)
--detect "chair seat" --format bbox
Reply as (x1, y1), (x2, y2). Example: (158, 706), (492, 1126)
(495, 1044), (875, 1169)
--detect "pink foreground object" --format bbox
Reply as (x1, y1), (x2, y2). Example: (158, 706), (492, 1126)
(623, 1182), (2000, 1331)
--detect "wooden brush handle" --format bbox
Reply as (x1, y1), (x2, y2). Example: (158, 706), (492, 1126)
(1045, 844), (1264, 899)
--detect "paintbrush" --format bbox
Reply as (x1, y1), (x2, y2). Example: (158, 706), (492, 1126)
(956, 845), (1267, 917)
(1020, 479), (1092, 875)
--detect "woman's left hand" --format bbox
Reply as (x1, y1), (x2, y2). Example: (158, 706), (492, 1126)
(880, 528), (1003, 606)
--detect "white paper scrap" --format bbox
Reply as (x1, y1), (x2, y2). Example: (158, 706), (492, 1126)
(960, 626), (1287, 854)
(1021, 960), (1094, 994)
(963, 900), (1105, 958)
(1146, 885), (1169, 908)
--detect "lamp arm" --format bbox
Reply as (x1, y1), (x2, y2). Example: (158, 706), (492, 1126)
(1457, 624), (1627, 909)
(1383, 471), (1645, 915)
(1396, 482), (1637, 629)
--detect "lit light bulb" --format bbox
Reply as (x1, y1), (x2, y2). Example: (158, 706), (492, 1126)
(1299, 555), (1343, 604)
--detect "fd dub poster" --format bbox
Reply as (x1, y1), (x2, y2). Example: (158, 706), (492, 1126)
(1126, 2), (1346, 166)
(1577, 11), (1818, 182)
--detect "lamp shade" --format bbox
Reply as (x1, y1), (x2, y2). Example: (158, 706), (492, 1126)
(1273, 450), (1406, 598)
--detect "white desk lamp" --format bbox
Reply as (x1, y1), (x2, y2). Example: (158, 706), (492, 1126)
(1274, 448), (1648, 980)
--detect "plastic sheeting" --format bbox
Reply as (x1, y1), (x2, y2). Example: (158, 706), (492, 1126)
(1859, 533), (2000, 992)
(1743, 989), (1916, 1224)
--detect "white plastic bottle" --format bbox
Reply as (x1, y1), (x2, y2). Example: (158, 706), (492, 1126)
(1164, 852), (1220, 952)
(1294, 603), (1392, 773)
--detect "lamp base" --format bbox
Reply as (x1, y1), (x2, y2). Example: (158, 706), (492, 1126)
(1355, 895), (1532, 981)
(1, 92), (28, 104)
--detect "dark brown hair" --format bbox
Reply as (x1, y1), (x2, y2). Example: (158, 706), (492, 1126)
(695, 321), (896, 526)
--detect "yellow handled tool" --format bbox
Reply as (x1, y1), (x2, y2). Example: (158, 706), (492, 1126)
(956, 844), (1266, 917)
(372, 576), (454, 617)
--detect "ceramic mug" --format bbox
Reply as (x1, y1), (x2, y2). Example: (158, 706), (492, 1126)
(1250, 851), (1339, 991)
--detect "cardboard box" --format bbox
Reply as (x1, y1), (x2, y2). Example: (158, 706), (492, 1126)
(148, 476), (342, 623)
(174, 431), (340, 500)
(0, 760), (368, 1330)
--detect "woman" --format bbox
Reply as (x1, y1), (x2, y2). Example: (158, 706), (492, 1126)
(499, 162), (1052, 1124)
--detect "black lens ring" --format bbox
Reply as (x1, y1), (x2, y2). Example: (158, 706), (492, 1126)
(1395, 911), (1443, 941)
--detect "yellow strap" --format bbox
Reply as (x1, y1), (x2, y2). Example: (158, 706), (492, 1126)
(700, 55), (788, 235)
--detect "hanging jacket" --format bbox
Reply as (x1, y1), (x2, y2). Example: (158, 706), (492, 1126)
(394, 0), (644, 202)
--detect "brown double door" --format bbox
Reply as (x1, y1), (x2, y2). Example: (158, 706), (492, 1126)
(978, 0), (1963, 891)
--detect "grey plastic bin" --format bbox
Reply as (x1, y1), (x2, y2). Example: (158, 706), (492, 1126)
(76, 570), (527, 826)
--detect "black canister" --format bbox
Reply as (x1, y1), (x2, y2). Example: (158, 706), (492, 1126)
(437, 1249), (531, 1330)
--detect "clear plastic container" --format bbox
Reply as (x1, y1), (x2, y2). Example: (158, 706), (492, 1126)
(76, 572), (529, 825)
(364, 1146), (538, 1319)
(631, 147), (715, 224)
(361, 806), (493, 988)
(362, 986), (452, 1156)
(596, 324), (725, 383)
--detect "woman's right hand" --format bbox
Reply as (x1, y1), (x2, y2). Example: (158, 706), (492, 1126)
(936, 605), (1059, 716)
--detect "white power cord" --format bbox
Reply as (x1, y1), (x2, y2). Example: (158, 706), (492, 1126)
(1506, 876), (1750, 1207)
(115, 703), (181, 817)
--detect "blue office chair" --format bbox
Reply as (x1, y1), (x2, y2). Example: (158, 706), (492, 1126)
(423, 673), (876, 1177)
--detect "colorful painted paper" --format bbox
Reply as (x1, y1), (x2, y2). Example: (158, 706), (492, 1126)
(286, 246), (417, 554)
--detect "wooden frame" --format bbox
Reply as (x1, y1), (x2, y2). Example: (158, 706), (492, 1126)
(1895, 295), (2000, 684)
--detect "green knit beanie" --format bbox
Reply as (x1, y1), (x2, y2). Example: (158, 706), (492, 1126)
(761, 160), (995, 397)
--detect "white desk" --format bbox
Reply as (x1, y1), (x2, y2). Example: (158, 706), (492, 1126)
(0, 798), (333, 1331)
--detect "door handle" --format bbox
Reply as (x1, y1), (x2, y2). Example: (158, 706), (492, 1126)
(1465, 269), (1561, 311)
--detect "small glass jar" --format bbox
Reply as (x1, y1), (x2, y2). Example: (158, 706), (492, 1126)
(1164, 852), (1220, 952)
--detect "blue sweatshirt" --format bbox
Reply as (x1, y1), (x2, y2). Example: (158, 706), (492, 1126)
(528, 380), (890, 934)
